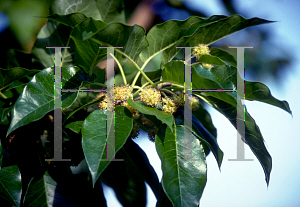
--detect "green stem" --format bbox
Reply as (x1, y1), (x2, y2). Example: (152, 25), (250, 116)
(114, 49), (157, 89)
(61, 38), (71, 67)
(89, 48), (101, 75)
(0, 91), (8, 99)
(161, 88), (175, 95)
(109, 53), (127, 85)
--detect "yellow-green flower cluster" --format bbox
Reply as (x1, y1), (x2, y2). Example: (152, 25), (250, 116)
(114, 84), (133, 101)
(192, 44), (213, 69)
(162, 97), (177, 114)
(192, 44), (210, 60)
(97, 93), (108, 110)
(139, 88), (161, 107)
(191, 96), (200, 111)
(97, 85), (133, 110)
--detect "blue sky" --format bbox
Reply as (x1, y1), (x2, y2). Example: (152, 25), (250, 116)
(104, 1), (300, 206)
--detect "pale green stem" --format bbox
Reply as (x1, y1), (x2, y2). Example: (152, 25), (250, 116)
(161, 88), (175, 95)
(61, 38), (71, 66)
(109, 53), (127, 85)
(89, 48), (101, 75)
(114, 49), (157, 89)
(0, 91), (8, 99)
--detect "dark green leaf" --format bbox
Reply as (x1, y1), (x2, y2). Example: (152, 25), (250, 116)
(82, 106), (133, 186)
(140, 15), (227, 63)
(7, 66), (89, 136)
(196, 93), (272, 185)
(0, 165), (22, 207)
(209, 47), (237, 67)
(31, 20), (74, 68)
(156, 182), (173, 207)
(84, 21), (148, 64)
(45, 13), (88, 27)
(162, 61), (236, 106)
(23, 171), (55, 206)
(211, 65), (292, 115)
(122, 139), (160, 199)
(70, 17), (108, 73)
(8, 80), (26, 90)
(140, 15), (273, 64)
(155, 125), (207, 207)
(0, 67), (39, 90)
(176, 108), (223, 169)
(127, 99), (174, 132)
(0, 105), (14, 121)
(101, 145), (147, 206)
(65, 121), (84, 134)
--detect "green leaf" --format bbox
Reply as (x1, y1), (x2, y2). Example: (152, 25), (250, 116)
(0, 67), (39, 90)
(8, 80), (27, 90)
(23, 171), (55, 206)
(70, 17), (108, 73)
(97, 0), (125, 24)
(209, 47), (237, 67)
(65, 121), (84, 134)
(162, 61), (237, 106)
(122, 139), (160, 199)
(82, 106), (133, 186)
(84, 21), (148, 64)
(141, 15), (272, 64)
(176, 108), (223, 169)
(156, 182), (174, 207)
(192, 102), (218, 156)
(31, 20), (74, 68)
(0, 165), (22, 207)
(140, 15), (227, 63)
(0, 105), (14, 121)
(211, 65), (292, 115)
(45, 13), (88, 27)
(127, 99), (174, 132)
(7, 66), (90, 136)
(196, 54), (227, 66)
(196, 93), (272, 185)
(50, 0), (125, 23)
(155, 125), (207, 207)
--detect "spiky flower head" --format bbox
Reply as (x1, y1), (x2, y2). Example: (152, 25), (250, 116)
(172, 93), (185, 108)
(162, 97), (177, 114)
(121, 101), (140, 119)
(114, 84), (133, 101)
(139, 88), (161, 107)
(97, 93), (108, 110)
(192, 44), (210, 60)
(191, 96), (200, 111)
(130, 122), (140, 139)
